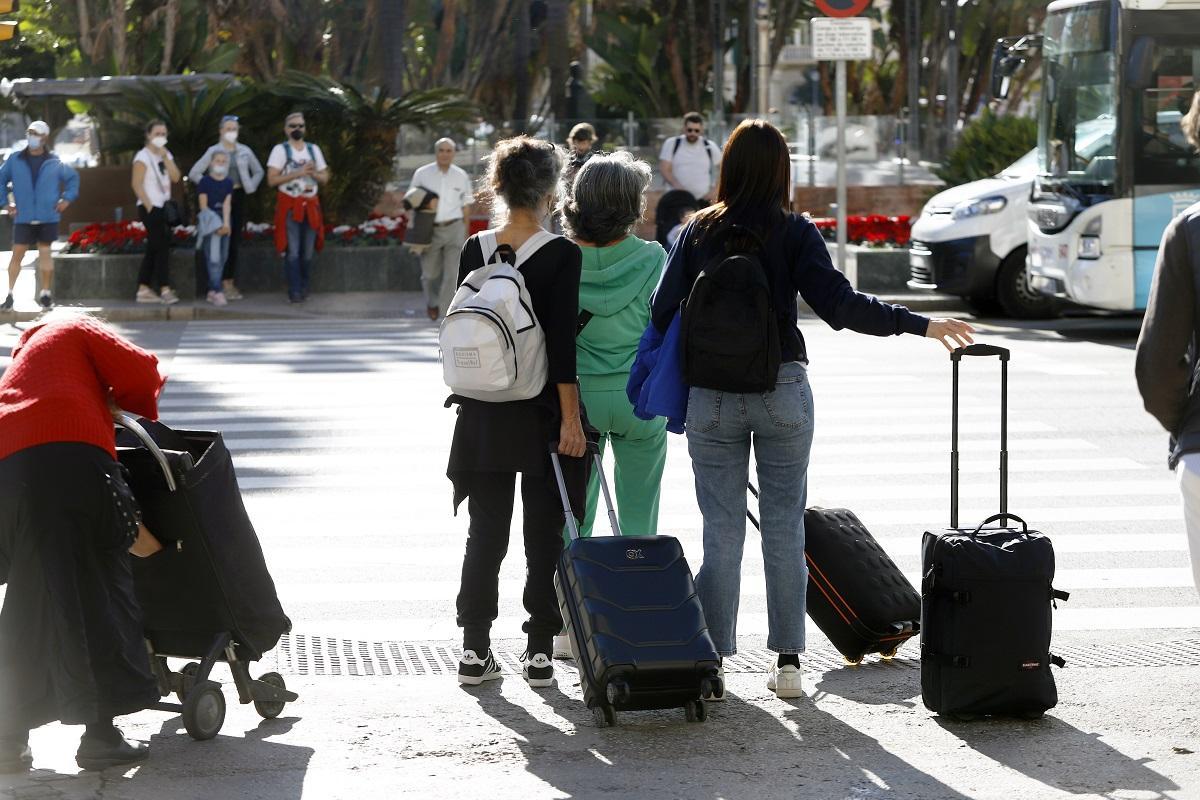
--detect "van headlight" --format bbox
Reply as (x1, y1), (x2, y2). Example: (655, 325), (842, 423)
(952, 196), (1007, 220)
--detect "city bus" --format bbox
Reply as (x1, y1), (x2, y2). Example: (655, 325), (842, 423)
(995, 0), (1200, 312)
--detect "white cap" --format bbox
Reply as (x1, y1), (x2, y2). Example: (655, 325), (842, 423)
(27, 120), (49, 136)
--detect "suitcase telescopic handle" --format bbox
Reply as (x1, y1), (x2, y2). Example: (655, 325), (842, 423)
(549, 442), (621, 541)
(113, 411), (178, 493)
(950, 345), (1008, 529)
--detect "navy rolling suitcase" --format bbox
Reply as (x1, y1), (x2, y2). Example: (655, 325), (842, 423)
(920, 344), (1069, 719)
(747, 487), (920, 664)
(551, 447), (722, 727)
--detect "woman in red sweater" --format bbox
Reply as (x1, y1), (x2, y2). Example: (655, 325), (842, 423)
(0, 311), (166, 773)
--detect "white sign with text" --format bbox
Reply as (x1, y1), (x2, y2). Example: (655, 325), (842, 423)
(811, 17), (873, 61)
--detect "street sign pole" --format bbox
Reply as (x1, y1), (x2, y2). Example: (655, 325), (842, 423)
(836, 59), (848, 280)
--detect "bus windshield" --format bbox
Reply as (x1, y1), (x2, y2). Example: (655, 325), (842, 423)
(1039, 2), (1117, 191)
(1132, 40), (1200, 186)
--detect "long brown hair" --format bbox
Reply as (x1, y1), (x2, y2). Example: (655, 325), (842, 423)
(692, 119), (791, 231)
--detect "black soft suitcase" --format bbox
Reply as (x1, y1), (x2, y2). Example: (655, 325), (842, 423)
(552, 447), (722, 727)
(746, 488), (920, 664)
(920, 344), (1069, 719)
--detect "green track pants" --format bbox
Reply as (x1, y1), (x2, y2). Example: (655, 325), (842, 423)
(567, 385), (668, 542)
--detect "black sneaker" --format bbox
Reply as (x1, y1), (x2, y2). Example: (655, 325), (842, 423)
(520, 650), (554, 688)
(0, 293), (12, 311)
(458, 649), (501, 686)
(0, 736), (32, 774)
(38, 291), (52, 309)
(75, 728), (149, 771)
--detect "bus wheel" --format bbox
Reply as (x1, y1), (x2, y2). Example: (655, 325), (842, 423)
(996, 247), (1059, 319)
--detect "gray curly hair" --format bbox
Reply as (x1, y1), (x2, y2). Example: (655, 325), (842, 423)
(560, 151), (652, 245)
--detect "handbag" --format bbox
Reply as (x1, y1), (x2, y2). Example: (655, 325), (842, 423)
(162, 199), (183, 227)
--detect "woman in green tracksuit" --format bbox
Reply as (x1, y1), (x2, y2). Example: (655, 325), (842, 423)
(561, 150), (668, 539)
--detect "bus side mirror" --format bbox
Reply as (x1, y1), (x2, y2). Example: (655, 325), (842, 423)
(1127, 37), (1156, 90)
(991, 41), (1019, 100)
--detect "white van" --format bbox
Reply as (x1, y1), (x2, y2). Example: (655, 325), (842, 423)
(907, 149), (1057, 318)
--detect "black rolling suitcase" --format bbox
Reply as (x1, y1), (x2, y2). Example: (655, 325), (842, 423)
(552, 446), (722, 727)
(920, 344), (1069, 719)
(747, 487), (920, 665)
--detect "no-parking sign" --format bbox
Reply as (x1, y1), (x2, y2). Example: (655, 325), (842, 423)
(815, 0), (871, 17)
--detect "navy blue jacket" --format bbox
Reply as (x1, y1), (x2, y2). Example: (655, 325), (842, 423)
(650, 213), (929, 363)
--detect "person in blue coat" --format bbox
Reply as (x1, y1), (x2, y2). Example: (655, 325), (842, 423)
(0, 121), (80, 311)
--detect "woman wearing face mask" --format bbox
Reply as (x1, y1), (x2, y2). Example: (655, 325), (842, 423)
(131, 120), (181, 304)
(194, 151), (234, 306)
(188, 115), (264, 300)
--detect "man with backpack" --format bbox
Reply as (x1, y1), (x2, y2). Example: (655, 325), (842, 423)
(658, 112), (721, 205)
(266, 112), (329, 304)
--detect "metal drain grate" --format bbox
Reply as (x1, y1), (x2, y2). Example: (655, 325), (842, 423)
(273, 634), (1200, 677)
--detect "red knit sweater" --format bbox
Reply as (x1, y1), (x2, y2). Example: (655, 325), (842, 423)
(0, 317), (164, 461)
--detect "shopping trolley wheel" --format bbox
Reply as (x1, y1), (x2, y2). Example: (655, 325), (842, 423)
(253, 672), (289, 720)
(176, 662), (201, 702)
(182, 681), (225, 741)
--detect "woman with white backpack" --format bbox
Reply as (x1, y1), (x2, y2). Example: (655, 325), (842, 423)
(443, 136), (585, 691)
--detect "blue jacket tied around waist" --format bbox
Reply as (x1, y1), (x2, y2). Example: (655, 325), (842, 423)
(626, 311), (687, 434)
(0, 148), (80, 225)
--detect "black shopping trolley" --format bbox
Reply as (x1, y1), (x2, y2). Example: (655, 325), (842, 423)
(114, 413), (298, 741)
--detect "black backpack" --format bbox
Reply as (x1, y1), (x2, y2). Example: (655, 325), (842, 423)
(680, 224), (781, 393)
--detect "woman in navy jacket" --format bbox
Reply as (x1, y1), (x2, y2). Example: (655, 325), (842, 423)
(650, 119), (974, 699)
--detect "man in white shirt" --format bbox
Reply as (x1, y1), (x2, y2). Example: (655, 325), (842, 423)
(658, 112), (722, 203)
(409, 138), (475, 320)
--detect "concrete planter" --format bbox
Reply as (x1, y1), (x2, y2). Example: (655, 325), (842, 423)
(824, 244), (911, 294)
(53, 245), (422, 300)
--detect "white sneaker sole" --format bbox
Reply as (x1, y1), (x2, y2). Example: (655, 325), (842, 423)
(457, 671), (501, 686)
(771, 683), (805, 699)
(524, 672), (554, 688)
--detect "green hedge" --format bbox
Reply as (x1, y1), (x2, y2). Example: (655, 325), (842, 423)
(934, 111), (1037, 187)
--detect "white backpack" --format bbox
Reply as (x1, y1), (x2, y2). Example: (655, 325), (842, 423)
(439, 229), (556, 402)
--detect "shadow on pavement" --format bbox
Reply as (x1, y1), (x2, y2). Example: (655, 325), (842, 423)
(810, 661), (921, 709)
(934, 714), (1178, 797)
(1, 716), (312, 800)
(469, 678), (973, 800)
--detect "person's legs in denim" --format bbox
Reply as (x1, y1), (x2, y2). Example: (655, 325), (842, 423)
(284, 217), (304, 300)
(299, 222), (316, 298)
(747, 362), (814, 655)
(686, 386), (752, 657)
(202, 234), (227, 294)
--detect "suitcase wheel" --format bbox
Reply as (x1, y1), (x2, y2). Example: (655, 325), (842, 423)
(592, 704), (616, 728)
(175, 662), (201, 702)
(182, 680), (226, 741)
(843, 656), (863, 667)
(253, 672), (289, 720)
(684, 699), (707, 723)
(880, 646), (900, 660)
(605, 680), (631, 707)
(701, 675), (723, 700)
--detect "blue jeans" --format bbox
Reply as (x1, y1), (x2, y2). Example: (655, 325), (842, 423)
(284, 217), (317, 299)
(199, 233), (229, 293)
(686, 361), (814, 656)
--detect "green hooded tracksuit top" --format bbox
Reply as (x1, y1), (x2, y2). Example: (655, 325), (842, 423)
(572, 235), (668, 540)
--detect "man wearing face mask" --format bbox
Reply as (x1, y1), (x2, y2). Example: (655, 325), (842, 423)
(408, 137), (474, 320)
(0, 121), (80, 311)
(267, 112), (329, 304)
(189, 115), (264, 301)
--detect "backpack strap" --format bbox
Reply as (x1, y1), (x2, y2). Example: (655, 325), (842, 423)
(704, 138), (716, 166)
(513, 229), (558, 265)
(671, 135), (682, 159)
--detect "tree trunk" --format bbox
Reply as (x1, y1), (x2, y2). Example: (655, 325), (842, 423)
(160, 0), (180, 75)
(77, 0), (95, 59)
(111, 0), (128, 74)
(685, 0), (699, 111)
(432, 0), (459, 88)
(546, 0), (569, 119)
(666, 20), (690, 117)
(512, 0), (531, 132)
(376, 0), (407, 95)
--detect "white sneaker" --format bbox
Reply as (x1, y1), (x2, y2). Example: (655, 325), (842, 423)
(159, 288), (180, 305)
(206, 290), (218, 305)
(520, 651), (554, 688)
(768, 662), (804, 699)
(135, 286), (158, 303)
(552, 632), (573, 660)
(212, 291), (228, 307)
(457, 649), (501, 686)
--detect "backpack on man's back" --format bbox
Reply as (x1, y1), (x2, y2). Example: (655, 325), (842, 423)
(680, 224), (781, 394)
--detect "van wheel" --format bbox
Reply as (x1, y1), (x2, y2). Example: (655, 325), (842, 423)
(995, 247), (1059, 319)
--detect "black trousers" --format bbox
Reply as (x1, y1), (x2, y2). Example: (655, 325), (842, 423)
(137, 205), (171, 290)
(456, 472), (565, 653)
(224, 189), (246, 281)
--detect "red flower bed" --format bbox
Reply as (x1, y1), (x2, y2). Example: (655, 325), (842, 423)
(810, 214), (912, 248)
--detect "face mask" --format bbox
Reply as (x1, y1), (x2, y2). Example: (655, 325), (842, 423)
(210, 165), (229, 178)
(150, 135), (168, 149)
(223, 130), (238, 144)
(288, 129), (304, 141)
(26, 135), (42, 149)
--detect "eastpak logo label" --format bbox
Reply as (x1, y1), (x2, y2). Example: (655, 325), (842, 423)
(1020, 660), (1041, 670)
